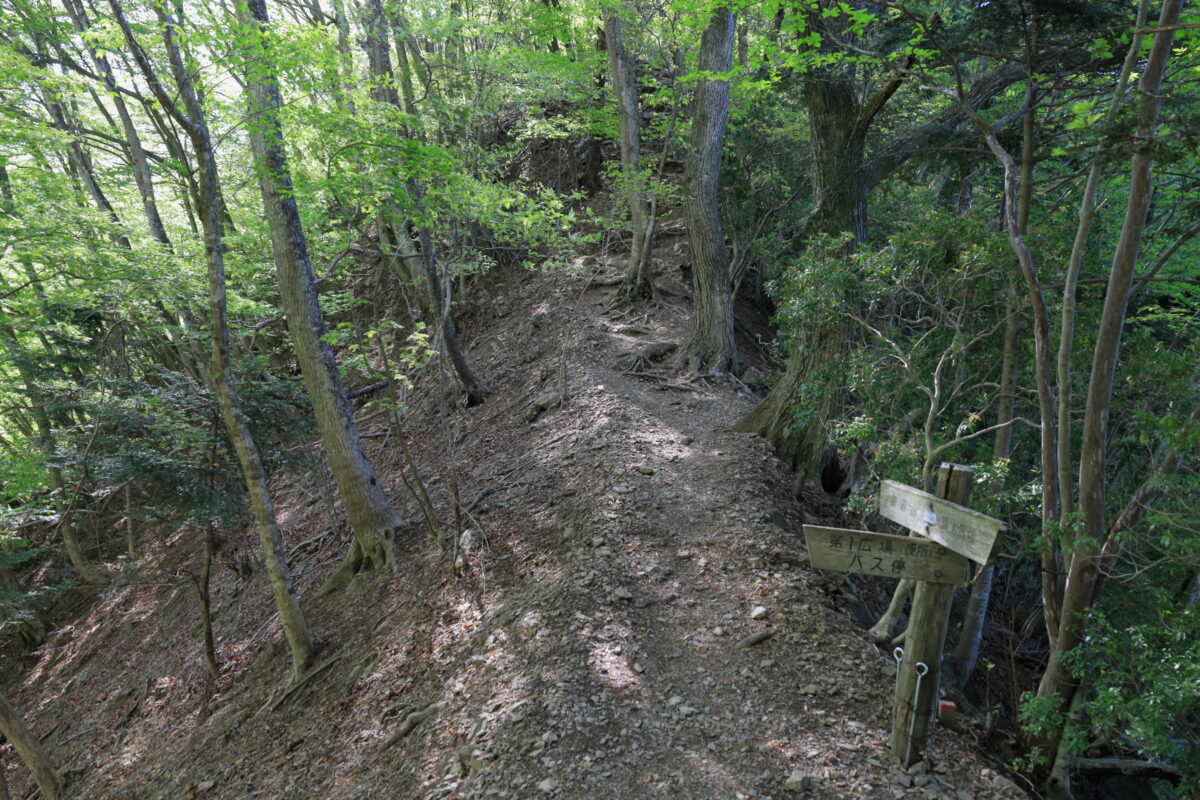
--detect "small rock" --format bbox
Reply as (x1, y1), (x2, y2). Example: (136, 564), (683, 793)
(955, 792), (974, 800)
(591, 536), (605, 547)
(893, 773), (913, 788)
(633, 662), (646, 673)
(712, 626), (726, 636)
(734, 629), (776, 648)
(783, 770), (812, 792)
(750, 606), (768, 620)
(614, 587), (633, 600)
(537, 778), (559, 793)
(632, 465), (655, 475)
(678, 704), (699, 716)
(197, 782), (216, 793)
(908, 760), (928, 775)
(799, 684), (819, 695)
(914, 774), (931, 788)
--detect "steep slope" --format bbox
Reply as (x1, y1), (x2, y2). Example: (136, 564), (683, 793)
(3, 251), (1030, 800)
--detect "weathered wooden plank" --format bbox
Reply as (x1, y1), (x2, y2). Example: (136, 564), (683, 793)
(803, 525), (970, 585)
(879, 479), (1005, 565)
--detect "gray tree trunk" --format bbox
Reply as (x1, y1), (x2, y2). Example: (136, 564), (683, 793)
(683, 6), (737, 373)
(603, 5), (655, 301)
(0, 693), (61, 800)
(244, 0), (404, 588)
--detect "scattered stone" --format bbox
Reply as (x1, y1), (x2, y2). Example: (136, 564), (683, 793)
(798, 684), (819, 696)
(893, 773), (913, 788)
(783, 770), (812, 792)
(537, 778), (559, 793)
(712, 626), (726, 636)
(678, 704), (699, 717)
(735, 629), (776, 648)
(632, 465), (655, 475)
(613, 587), (633, 601)
(591, 536), (605, 548)
(750, 606), (768, 620)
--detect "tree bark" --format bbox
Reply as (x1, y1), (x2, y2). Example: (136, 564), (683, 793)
(243, 0), (404, 590)
(683, 6), (737, 373)
(603, 5), (655, 302)
(0, 693), (61, 800)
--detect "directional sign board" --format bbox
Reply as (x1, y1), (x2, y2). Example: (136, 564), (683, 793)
(804, 525), (970, 585)
(879, 480), (1005, 566)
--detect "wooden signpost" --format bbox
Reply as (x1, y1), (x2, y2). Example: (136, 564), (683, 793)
(879, 480), (1005, 566)
(801, 463), (1006, 767)
(805, 526), (969, 585)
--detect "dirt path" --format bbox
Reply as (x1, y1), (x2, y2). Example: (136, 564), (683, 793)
(5, 259), (1029, 800)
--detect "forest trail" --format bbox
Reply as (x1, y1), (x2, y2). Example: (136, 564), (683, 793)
(5, 242), (1028, 800)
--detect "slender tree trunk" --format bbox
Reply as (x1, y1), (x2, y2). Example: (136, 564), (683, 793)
(1055, 0), (1148, 522)
(1037, 0), (1180, 716)
(111, 0), (315, 677)
(0, 694), (61, 800)
(360, 0), (484, 405)
(683, 6), (737, 373)
(0, 322), (107, 585)
(63, 0), (172, 249)
(603, 5), (655, 301)
(243, 0), (404, 588)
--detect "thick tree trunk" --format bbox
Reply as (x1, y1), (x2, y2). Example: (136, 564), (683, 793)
(734, 32), (883, 474)
(0, 694), (61, 800)
(683, 6), (737, 373)
(244, 0), (403, 588)
(603, 6), (655, 301)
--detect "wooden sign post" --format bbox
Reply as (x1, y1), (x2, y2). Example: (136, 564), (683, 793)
(890, 464), (987, 765)
(801, 463), (1006, 767)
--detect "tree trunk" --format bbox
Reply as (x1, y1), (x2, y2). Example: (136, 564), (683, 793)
(63, 0), (172, 249)
(244, 0), (404, 589)
(0, 694), (61, 800)
(1037, 0), (1180, 716)
(683, 6), (737, 373)
(603, 5), (655, 302)
(360, 0), (484, 405)
(112, 0), (315, 677)
(0, 322), (108, 585)
(733, 12), (898, 473)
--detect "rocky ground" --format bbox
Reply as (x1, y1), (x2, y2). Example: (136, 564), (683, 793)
(3, 234), (1033, 799)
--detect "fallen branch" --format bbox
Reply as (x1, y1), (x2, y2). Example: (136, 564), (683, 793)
(378, 702), (441, 752)
(347, 380), (391, 401)
(1068, 757), (1182, 783)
